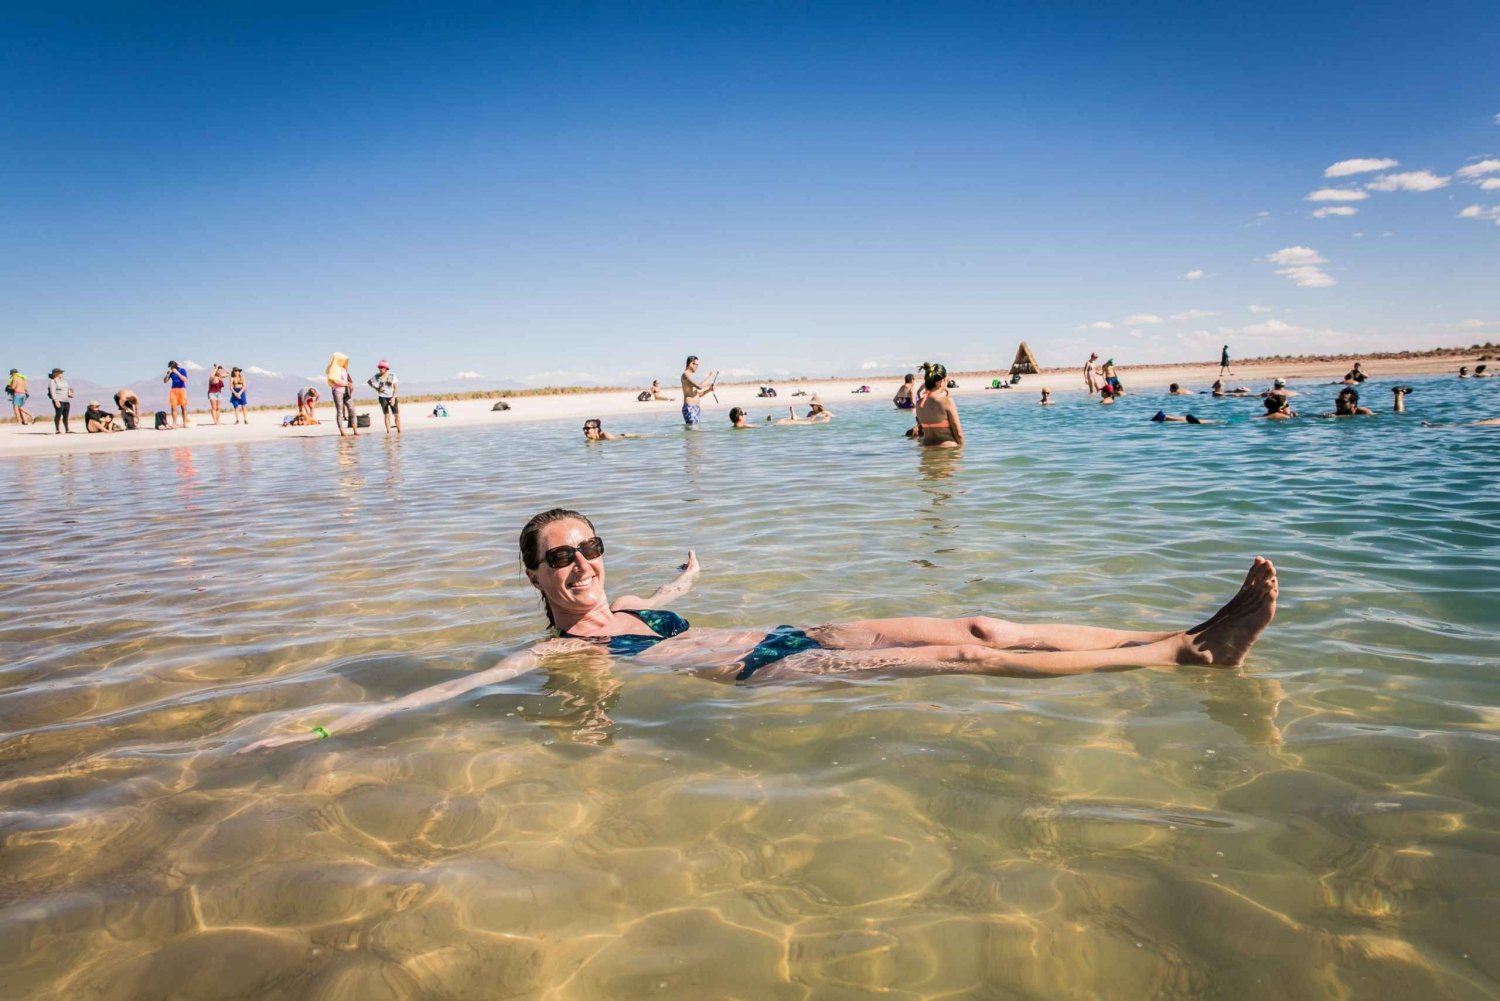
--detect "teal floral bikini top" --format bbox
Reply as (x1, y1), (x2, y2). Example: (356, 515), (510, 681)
(561, 609), (690, 655)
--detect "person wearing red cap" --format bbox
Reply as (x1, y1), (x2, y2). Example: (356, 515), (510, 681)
(367, 359), (401, 434)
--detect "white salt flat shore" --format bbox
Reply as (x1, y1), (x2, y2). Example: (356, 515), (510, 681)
(0, 355), (1481, 459)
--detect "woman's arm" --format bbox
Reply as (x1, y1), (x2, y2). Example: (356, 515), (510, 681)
(946, 397), (964, 445)
(238, 641), (576, 753)
(612, 551), (700, 611)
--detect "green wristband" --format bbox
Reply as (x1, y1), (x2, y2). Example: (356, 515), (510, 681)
(311, 726), (330, 740)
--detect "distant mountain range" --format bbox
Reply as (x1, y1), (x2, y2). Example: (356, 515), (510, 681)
(66, 368), (528, 412)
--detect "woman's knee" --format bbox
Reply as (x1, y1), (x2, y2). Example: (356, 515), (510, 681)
(965, 616), (1020, 645)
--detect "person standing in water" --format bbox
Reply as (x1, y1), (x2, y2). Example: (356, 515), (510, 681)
(680, 355), (715, 429)
(163, 360), (190, 428)
(915, 362), (962, 447)
(893, 373), (916, 410)
(1083, 353), (1100, 395)
(367, 360), (400, 435)
(326, 352), (357, 436)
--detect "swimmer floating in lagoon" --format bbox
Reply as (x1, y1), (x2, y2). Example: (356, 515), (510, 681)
(241, 509), (1279, 752)
(583, 418), (643, 441)
(776, 399), (832, 424)
(1150, 410), (1217, 424)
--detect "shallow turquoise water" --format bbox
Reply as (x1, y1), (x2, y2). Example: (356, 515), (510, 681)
(1, 374), (1497, 999)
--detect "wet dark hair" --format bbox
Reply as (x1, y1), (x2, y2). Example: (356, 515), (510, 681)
(519, 508), (597, 627)
(1169, 383), (1180, 392)
(1263, 395), (1285, 413)
(685, 355), (698, 367)
(167, 360), (178, 369)
(729, 407), (744, 422)
(920, 362), (948, 391)
(903, 373), (915, 384)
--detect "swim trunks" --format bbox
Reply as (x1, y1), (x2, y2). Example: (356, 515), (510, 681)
(682, 403), (701, 425)
(12, 393), (26, 408)
(561, 609), (690, 655)
(734, 626), (822, 682)
(168, 388), (188, 408)
(378, 396), (399, 415)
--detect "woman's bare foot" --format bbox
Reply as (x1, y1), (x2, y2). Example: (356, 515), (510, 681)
(1186, 557), (1276, 637)
(1179, 559), (1277, 667)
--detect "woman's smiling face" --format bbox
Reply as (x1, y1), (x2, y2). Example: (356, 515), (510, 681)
(527, 518), (607, 617)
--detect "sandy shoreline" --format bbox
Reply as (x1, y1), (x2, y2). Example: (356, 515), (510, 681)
(1, 354), (1482, 458)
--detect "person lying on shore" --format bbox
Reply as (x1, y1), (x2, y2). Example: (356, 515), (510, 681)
(1322, 387), (1374, 418)
(583, 418), (643, 441)
(83, 402), (119, 432)
(240, 508), (1278, 752)
(1150, 411), (1217, 424)
(729, 407), (758, 428)
(1168, 383), (1194, 396)
(1263, 395), (1297, 420)
(775, 401), (832, 424)
(1212, 380), (1252, 397)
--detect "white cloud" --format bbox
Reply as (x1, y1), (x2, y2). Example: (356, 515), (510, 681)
(1242, 319), (1299, 335)
(1182, 269), (1205, 280)
(1456, 319), (1495, 329)
(1480, 178), (1500, 191)
(246, 366), (282, 377)
(1456, 159), (1500, 179)
(455, 371), (484, 380)
(1366, 170), (1449, 192)
(181, 360), (204, 371)
(1123, 313), (1163, 325)
(1324, 157), (1399, 177)
(1129, 329), (1144, 338)
(860, 361), (884, 370)
(1249, 305), (1273, 314)
(1306, 188), (1369, 202)
(1312, 206), (1358, 218)
(1353, 232), (1365, 238)
(1458, 204), (1500, 226)
(1081, 321), (1114, 330)
(1380, 231), (1394, 237)
(1170, 309), (1218, 320)
(1276, 265), (1337, 288)
(1266, 246), (1327, 266)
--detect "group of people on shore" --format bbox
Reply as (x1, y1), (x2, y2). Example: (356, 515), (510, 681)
(6, 355), (405, 436)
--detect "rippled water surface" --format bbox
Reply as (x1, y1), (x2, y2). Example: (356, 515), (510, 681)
(2, 376), (1498, 1000)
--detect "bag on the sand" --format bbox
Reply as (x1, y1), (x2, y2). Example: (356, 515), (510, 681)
(121, 410), (138, 430)
(947, 379), (959, 389)
(492, 400), (512, 411)
(636, 391), (652, 402)
(356, 413), (371, 428)
(154, 410), (168, 430)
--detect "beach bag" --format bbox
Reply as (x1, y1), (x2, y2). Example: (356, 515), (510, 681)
(356, 413), (371, 428)
(947, 379), (959, 389)
(121, 410), (137, 430)
(154, 410), (168, 430)
(636, 391), (652, 402)
(492, 400), (512, 411)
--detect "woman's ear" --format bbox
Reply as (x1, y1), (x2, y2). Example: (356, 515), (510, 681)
(526, 569), (540, 590)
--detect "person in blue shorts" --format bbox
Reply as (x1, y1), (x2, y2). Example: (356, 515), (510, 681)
(680, 355), (715, 427)
(242, 508), (1279, 751)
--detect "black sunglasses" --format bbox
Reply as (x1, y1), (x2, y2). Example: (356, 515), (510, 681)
(538, 536), (605, 569)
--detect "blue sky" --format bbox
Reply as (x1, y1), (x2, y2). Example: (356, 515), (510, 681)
(2, 1), (1497, 387)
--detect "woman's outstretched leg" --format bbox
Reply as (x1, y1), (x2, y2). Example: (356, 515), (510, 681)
(826, 616), (1177, 652)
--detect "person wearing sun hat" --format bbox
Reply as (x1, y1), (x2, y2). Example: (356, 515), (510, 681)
(366, 359), (401, 434)
(46, 367), (74, 433)
(7, 368), (33, 425)
(1262, 377), (1298, 399)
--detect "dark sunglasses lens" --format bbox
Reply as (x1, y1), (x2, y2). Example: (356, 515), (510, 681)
(544, 537), (604, 568)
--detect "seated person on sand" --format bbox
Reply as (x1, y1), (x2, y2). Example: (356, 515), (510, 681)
(1392, 386), (1414, 413)
(1150, 410), (1217, 424)
(776, 400), (832, 424)
(1168, 383), (1195, 396)
(1039, 387), (1054, 405)
(893, 374), (916, 409)
(728, 407), (758, 429)
(650, 380), (675, 402)
(1322, 387), (1374, 418)
(83, 402), (119, 432)
(431, 403), (449, 418)
(1261, 378), (1298, 398)
(113, 389), (140, 429)
(296, 386), (321, 424)
(241, 509), (1279, 752)
(583, 418), (643, 441)
(1263, 395), (1297, 420)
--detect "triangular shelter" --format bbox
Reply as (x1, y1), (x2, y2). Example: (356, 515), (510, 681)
(1009, 341), (1040, 376)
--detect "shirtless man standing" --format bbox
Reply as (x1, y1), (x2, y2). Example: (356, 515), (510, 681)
(680, 355), (716, 428)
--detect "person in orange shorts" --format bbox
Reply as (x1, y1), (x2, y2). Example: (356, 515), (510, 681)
(163, 360), (191, 428)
